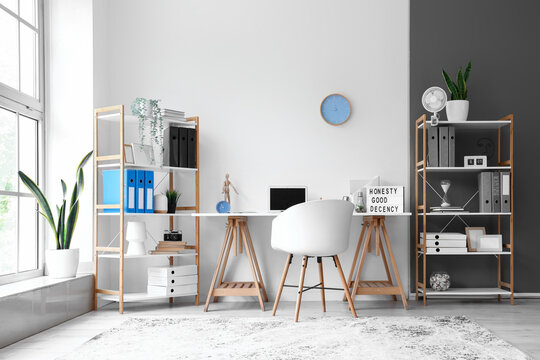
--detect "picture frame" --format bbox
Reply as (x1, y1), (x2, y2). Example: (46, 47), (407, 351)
(465, 227), (486, 252)
(124, 144), (134, 164)
(131, 143), (155, 165)
(478, 234), (503, 252)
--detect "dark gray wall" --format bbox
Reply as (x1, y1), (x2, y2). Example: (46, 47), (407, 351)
(410, 1), (540, 292)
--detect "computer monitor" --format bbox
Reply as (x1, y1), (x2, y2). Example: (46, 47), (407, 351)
(268, 186), (307, 211)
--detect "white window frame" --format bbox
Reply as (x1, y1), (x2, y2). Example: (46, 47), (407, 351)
(0, 0), (45, 285)
(0, 0), (44, 113)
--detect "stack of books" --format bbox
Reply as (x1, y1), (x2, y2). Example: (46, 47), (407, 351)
(147, 265), (198, 297)
(420, 232), (468, 254)
(150, 241), (186, 255)
(161, 109), (186, 122)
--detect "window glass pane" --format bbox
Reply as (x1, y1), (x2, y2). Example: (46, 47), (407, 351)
(20, 0), (37, 27)
(0, 0), (17, 14)
(0, 108), (17, 192)
(19, 196), (37, 271)
(0, 9), (19, 90)
(20, 24), (39, 99)
(18, 116), (37, 193)
(0, 195), (17, 275)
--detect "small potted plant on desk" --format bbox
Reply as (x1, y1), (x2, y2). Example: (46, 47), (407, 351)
(165, 189), (181, 214)
(442, 61), (471, 122)
(18, 151), (93, 278)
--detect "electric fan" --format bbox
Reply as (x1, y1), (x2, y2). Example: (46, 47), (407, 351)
(421, 86), (447, 125)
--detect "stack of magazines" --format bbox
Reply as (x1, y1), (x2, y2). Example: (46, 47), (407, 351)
(161, 109), (185, 122)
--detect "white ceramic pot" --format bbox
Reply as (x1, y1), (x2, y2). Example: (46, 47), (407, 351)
(154, 194), (168, 213)
(445, 100), (469, 122)
(46, 248), (79, 278)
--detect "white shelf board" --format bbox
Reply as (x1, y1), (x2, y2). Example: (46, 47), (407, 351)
(419, 250), (511, 256)
(418, 120), (511, 129)
(100, 291), (197, 302)
(419, 212), (511, 216)
(419, 287), (511, 296)
(98, 113), (196, 127)
(98, 163), (197, 173)
(98, 251), (197, 259)
(98, 212), (194, 217)
(418, 166), (511, 173)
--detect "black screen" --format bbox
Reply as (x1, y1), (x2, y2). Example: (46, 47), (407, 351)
(270, 188), (306, 211)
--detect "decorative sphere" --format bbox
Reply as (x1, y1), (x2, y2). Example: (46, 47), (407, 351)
(430, 271), (451, 291)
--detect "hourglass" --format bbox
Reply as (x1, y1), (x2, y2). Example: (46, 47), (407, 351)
(440, 180), (451, 207)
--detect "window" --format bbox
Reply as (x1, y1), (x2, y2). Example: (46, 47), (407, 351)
(0, 0), (43, 110)
(0, 0), (43, 285)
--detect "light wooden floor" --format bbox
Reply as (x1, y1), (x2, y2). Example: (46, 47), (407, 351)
(1, 299), (538, 359)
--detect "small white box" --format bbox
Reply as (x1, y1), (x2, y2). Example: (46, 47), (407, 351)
(148, 274), (197, 287)
(148, 265), (197, 277)
(478, 235), (503, 252)
(147, 284), (198, 297)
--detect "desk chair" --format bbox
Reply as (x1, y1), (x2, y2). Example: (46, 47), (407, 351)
(271, 200), (358, 322)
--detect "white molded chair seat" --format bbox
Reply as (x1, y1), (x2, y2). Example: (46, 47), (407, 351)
(270, 200), (357, 321)
(271, 200), (354, 256)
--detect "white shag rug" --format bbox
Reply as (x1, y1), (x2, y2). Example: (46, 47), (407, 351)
(60, 315), (530, 360)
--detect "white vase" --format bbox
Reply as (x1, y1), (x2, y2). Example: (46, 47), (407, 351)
(445, 100), (469, 122)
(46, 248), (79, 278)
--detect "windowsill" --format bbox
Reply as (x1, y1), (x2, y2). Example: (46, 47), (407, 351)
(0, 273), (93, 299)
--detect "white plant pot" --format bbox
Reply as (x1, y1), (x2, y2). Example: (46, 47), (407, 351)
(46, 248), (79, 278)
(446, 100), (469, 122)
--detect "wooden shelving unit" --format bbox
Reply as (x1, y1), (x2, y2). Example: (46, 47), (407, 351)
(415, 114), (514, 305)
(93, 105), (200, 313)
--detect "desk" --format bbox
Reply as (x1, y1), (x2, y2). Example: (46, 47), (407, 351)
(194, 212), (411, 311)
(194, 213), (270, 312)
(344, 213), (411, 310)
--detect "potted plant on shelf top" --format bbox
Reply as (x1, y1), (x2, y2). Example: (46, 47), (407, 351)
(18, 151), (93, 278)
(442, 61), (471, 122)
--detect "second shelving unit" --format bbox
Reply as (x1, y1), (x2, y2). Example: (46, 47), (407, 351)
(415, 114), (514, 305)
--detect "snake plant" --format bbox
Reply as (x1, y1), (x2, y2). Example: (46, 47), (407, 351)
(18, 151), (93, 250)
(442, 61), (471, 100)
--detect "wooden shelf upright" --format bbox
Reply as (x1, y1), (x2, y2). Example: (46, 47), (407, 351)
(93, 105), (200, 313)
(415, 115), (514, 304)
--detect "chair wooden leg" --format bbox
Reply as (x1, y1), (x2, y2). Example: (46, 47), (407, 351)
(272, 254), (292, 316)
(317, 257), (326, 312)
(204, 222), (233, 312)
(295, 256), (308, 322)
(334, 255), (357, 318)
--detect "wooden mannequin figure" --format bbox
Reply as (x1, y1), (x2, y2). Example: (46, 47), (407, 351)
(222, 173), (239, 204)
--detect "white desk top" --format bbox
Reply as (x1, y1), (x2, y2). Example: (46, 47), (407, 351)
(193, 212), (412, 217)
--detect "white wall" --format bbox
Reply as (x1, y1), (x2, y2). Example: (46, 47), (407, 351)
(45, 0), (94, 268)
(91, 0), (410, 301)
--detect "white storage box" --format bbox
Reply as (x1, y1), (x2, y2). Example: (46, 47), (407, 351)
(425, 239), (466, 248)
(148, 274), (197, 287)
(426, 247), (468, 254)
(147, 284), (198, 297)
(148, 265), (197, 277)
(420, 232), (466, 241)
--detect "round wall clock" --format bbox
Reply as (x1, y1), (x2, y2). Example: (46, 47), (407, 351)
(320, 94), (351, 126)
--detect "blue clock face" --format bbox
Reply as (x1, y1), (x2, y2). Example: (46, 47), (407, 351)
(320, 94), (351, 125)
